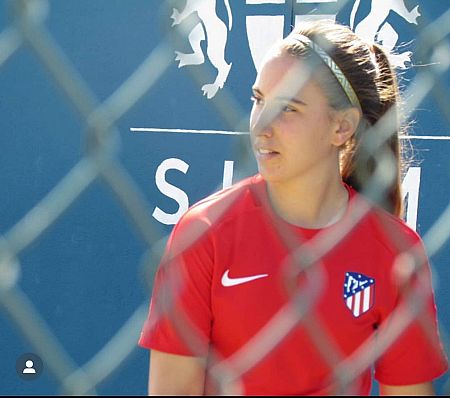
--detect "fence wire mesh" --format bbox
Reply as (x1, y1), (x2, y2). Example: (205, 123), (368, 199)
(0, 0), (449, 395)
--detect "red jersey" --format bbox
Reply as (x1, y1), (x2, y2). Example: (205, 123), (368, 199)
(139, 174), (448, 395)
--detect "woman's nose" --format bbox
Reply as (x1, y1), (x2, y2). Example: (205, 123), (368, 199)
(251, 106), (277, 137)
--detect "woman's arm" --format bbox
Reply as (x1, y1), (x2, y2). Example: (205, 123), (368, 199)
(148, 350), (207, 395)
(379, 382), (435, 396)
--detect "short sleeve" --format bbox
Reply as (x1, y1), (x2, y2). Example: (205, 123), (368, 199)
(138, 212), (215, 357)
(374, 240), (448, 385)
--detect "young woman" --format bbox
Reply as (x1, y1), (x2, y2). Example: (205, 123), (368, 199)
(139, 20), (448, 395)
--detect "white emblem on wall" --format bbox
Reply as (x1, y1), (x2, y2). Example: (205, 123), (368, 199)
(246, 14), (284, 74)
(350, 0), (420, 68)
(171, 0), (421, 95)
(247, 0), (338, 74)
(171, 0), (233, 99)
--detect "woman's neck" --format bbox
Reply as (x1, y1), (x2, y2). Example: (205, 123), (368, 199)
(266, 172), (349, 229)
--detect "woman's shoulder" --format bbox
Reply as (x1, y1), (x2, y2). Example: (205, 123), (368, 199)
(372, 203), (421, 245)
(349, 188), (424, 253)
(176, 174), (264, 231)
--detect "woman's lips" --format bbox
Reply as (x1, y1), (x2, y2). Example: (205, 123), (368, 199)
(256, 148), (280, 160)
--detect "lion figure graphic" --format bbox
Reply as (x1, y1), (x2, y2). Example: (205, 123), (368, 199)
(171, 0), (232, 99)
(351, 0), (421, 68)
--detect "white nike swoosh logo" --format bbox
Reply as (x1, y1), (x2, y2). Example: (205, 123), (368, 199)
(221, 269), (269, 287)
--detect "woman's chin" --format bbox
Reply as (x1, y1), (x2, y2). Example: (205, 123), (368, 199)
(258, 168), (286, 184)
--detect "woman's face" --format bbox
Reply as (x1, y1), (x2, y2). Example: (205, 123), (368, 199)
(250, 52), (341, 185)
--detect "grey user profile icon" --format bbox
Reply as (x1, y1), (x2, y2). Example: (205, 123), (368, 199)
(16, 353), (43, 380)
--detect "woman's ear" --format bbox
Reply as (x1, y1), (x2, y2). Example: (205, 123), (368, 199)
(331, 107), (361, 147)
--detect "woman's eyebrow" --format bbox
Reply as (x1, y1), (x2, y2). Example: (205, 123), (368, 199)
(252, 87), (307, 106)
(252, 87), (262, 96)
(277, 96), (307, 106)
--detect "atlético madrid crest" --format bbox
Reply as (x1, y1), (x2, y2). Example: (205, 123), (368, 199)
(170, 0), (420, 99)
(343, 272), (375, 317)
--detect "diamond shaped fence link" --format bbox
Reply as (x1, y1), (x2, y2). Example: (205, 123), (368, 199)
(0, 0), (448, 395)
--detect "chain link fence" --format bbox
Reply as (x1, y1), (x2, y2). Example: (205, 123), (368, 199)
(0, 0), (449, 394)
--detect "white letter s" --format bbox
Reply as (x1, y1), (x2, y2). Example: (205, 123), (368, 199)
(152, 158), (189, 225)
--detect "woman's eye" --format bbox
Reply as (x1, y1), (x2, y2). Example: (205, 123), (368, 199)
(282, 105), (296, 113)
(251, 95), (263, 105)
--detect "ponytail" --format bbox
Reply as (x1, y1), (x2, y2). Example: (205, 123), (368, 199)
(342, 44), (403, 217)
(372, 43), (403, 217)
